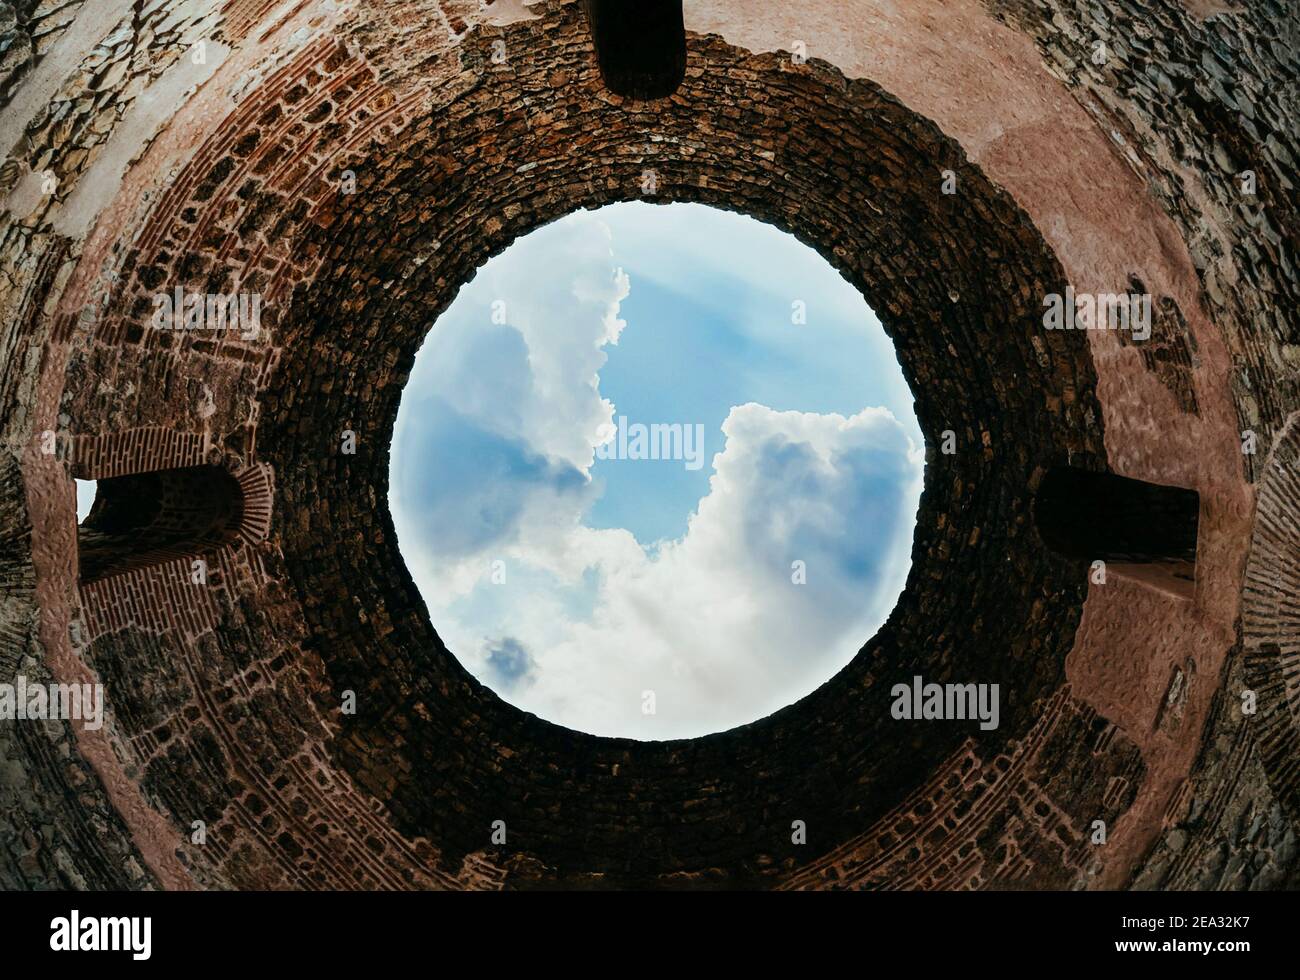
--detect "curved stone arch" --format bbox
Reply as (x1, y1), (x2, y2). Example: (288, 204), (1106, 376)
(70, 427), (274, 640)
(246, 11), (1117, 884)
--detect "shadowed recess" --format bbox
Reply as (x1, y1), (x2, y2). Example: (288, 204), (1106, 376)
(581, 0), (686, 100)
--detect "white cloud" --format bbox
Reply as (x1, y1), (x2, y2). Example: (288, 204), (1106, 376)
(481, 404), (922, 738)
(413, 210), (628, 472)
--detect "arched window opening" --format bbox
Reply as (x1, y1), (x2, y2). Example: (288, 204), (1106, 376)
(582, 0), (686, 100)
(1035, 466), (1199, 598)
(77, 465), (245, 585)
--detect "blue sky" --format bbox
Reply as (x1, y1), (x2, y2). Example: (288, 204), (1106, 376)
(390, 202), (923, 739)
(77, 480), (96, 521)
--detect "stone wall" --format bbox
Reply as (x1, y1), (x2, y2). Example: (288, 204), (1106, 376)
(0, 0), (1294, 891)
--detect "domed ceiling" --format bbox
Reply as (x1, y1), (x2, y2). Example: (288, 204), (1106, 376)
(0, 0), (1296, 892)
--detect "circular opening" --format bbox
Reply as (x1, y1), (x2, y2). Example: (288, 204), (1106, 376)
(391, 201), (923, 738)
(260, 13), (1105, 878)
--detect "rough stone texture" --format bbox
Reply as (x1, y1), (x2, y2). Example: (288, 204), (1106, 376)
(0, 452), (156, 889)
(0, 0), (1294, 890)
(984, 0), (1299, 480)
(0, 1), (88, 111)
